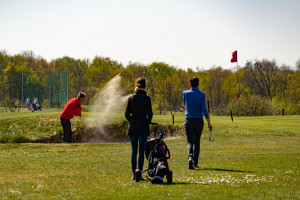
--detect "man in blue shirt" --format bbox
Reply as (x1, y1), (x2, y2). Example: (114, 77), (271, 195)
(183, 77), (213, 169)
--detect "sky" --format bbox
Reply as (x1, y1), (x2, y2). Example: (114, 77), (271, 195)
(0, 0), (299, 70)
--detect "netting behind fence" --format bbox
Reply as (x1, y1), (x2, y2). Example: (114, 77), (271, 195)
(23, 72), (42, 103)
(50, 69), (68, 107)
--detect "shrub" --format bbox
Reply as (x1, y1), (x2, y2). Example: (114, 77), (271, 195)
(228, 95), (279, 116)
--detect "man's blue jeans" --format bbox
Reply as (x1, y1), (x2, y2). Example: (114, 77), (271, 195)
(129, 135), (147, 172)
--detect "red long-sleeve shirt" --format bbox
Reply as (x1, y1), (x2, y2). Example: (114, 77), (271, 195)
(60, 98), (82, 120)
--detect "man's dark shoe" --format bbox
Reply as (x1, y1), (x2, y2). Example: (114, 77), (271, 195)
(194, 164), (199, 168)
(189, 157), (195, 170)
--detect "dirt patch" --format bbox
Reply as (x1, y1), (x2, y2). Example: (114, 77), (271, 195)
(74, 124), (129, 143)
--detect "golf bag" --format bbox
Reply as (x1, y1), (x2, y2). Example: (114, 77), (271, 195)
(135, 123), (172, 184)
(32, 103), (41, 111)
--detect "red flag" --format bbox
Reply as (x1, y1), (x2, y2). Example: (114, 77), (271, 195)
(235, 94), (239, 99)
(231, 50), (237, 63)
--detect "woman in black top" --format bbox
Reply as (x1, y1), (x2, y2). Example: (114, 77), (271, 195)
(125, 77), (153, 180)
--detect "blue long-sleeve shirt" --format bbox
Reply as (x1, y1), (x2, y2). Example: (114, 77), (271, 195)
(183, 87), (209, 119)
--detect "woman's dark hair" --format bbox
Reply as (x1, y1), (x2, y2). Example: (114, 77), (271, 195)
(136, 77), (146, 88)
(190, 77), (199, 87)
(77, 92), (86, 100)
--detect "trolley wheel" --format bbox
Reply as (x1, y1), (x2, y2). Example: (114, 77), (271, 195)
(135, 169), (141, 182)
(167, 170), (173, 184)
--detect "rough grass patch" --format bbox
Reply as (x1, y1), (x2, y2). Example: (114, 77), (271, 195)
(9, 134), (30, 143)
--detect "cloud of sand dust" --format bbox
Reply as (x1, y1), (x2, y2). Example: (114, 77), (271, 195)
(84, 75), (130, 142)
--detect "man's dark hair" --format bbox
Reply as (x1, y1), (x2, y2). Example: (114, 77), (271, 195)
(77, 92), (86, 100)
(136, 77), (146, 88)
(190, 77), (199, 87)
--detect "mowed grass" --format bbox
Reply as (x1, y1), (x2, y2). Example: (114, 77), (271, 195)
(0, 111), (299, 199)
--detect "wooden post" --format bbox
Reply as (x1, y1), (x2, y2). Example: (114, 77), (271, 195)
(21, 71), (24, 108)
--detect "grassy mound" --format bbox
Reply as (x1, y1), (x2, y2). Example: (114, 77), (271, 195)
(0, 111), (184, 143)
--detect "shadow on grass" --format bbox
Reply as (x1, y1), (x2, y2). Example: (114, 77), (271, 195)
(165, 182), (209, 186)
(199, 168), (254, 173)
(138, 180), (209, 185)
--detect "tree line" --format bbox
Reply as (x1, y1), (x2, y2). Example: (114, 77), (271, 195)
(0, 50), (299, 115)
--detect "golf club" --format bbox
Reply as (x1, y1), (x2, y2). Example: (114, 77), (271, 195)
(209, 130), (214, 141)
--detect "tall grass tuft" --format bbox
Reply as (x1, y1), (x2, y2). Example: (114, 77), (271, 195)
(9, 134), (30, 143)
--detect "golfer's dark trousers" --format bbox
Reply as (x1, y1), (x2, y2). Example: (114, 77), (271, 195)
(60, 117), (72, 143)
(184, 118), (204, 165)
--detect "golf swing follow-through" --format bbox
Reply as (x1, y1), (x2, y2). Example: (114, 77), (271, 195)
(45, 92), (86, 143)
(60, 92), (86, 143)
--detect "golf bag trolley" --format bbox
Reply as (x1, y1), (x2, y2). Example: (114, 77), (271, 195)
(31, 102), (41, 112)
(135, 123), (173, 184)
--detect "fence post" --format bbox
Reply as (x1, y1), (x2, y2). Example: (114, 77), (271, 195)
(172, 114), (174, 125)
(21, 71), (24, 108)
(207, 101), (210, 113)
(67, 68), (69, 101)
(230, 110), (233, 121)
(59, 67), (62, 108)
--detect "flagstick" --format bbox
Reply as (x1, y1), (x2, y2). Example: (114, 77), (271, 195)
(237, 55), (239, 118)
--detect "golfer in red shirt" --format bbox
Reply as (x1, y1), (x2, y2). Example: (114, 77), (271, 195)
(60, 92), (86, 143)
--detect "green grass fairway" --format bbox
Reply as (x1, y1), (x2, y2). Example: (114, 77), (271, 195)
(0, 113), (299, 199)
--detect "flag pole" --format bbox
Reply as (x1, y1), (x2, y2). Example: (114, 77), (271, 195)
(231, 50), (239, 117)
(237, 52), (239, 117)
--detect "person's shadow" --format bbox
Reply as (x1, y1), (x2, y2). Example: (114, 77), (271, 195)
(198, 167), (254, 173)
(143, 168), (255, 185)
(160, 182), (209, 185)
